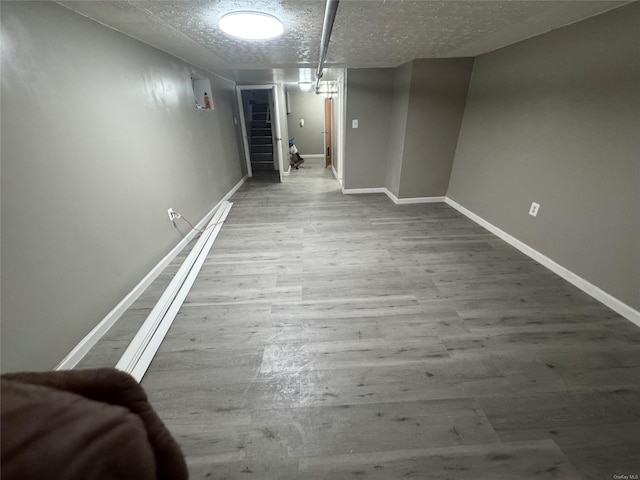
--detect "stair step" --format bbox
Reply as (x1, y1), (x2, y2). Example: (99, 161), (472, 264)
(251, 153), (273, 161)
(252, 137), (272, 145)
(251, 161), (274, 171)
(251, 145), (273, 154)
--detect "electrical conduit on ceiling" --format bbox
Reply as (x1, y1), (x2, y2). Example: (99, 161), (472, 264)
(315, 0), (339, 94)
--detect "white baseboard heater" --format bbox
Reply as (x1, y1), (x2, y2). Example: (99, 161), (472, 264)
(116, 201), (233, 382)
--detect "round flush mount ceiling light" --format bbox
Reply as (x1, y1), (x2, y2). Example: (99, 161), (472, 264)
(219, 12), (284, 40)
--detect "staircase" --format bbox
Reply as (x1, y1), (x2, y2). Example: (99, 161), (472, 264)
(249, 103), (274, 172)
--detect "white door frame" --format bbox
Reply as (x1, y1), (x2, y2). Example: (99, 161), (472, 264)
(316, 70), (346, 185)
(337, 71), (347, 184)
(236, 85), (284, 182)
(271, 86), (284, 183)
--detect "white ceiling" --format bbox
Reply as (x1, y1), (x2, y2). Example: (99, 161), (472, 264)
(58, 0), (629, 83)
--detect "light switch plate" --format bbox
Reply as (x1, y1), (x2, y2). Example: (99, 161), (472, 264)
(352, 119), (358, 128)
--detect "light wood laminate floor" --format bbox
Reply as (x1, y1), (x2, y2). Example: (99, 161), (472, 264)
(81, 162), (640, 479)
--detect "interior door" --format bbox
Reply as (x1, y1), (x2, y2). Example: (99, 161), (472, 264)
(324, 97), (333, 168)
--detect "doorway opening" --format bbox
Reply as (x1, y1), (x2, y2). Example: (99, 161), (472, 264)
(324, 97), (333, 169)
(283, 73), (344, 183)
(237, 85), (284, 183)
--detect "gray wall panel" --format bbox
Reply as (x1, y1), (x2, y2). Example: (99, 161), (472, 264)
(1, 1), (245, 372)
(399, 58), (473, 198)
(448, 3), (640, 310)
(385, 62), (412, 197)
(344, 69), (394, 190)
(286, 91), (325, 155)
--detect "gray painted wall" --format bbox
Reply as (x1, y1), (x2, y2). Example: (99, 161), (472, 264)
(286, 91), (325, 155)
(448, 2), (640, 310)
(399, 58), (473, 198)
(346, 59), (471, 198)
(1, 2), (246, 372)
(385, 62), (412, 197)
(344, 68), (395, 190)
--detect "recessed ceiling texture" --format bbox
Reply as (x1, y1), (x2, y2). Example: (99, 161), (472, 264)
(57, 0), (630, 83)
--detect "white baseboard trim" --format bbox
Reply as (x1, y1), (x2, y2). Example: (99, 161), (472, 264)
(444, 197), (640, 327)
(342, 187), (388, 195)
(395, 196), (446, 205)
(331, 165), (340, 182)
(282, 165), (291, 177)
(342, 187), (445, 206)
(300, 154), (324, 159)
(385, 189), (399, 203)
(116, 202), (232, 382)
(55, 175), (248, 370)
(225, 175), (249, 201)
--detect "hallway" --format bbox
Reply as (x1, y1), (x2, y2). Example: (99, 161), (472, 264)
(130, 161), (640, 479)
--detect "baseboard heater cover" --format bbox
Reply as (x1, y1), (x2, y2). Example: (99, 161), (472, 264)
(115, 201), (233, 382)
(55, 175), (247, 371)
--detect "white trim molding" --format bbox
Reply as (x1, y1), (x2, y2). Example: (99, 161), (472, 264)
(395, 196), (446, 205)
(300, 154), (325, 159)
(55, 175), (247, 370)
(342, 187), (388, 195)
(342, 187), (444, 206)
(116, 202), (233, 382)
(224, 175), (249, 202)
(331, 165), (340, 183)
(384, 189), (400, 204)
(444, 197), (640, 327)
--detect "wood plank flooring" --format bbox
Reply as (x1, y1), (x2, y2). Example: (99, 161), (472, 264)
(81, 162), (640, 479)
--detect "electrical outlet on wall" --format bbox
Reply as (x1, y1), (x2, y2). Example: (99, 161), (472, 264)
(529, 202), (540, 217)
(167, 208), (178, 221)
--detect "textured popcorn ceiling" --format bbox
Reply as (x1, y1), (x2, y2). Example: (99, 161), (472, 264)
(58, 0), (628, 82)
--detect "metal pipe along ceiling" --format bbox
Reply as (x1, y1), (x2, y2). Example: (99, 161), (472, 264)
(315, 0), (339, 94)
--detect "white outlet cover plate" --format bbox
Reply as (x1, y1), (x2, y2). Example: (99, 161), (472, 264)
(529, 202), (540, 217)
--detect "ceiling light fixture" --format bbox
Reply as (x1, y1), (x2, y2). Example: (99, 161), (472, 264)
(219, 12), (284, 40)
(298, 82), (313, 92)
